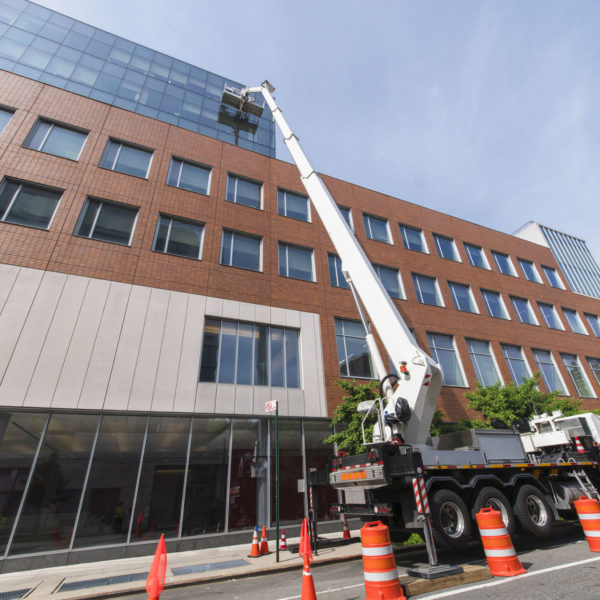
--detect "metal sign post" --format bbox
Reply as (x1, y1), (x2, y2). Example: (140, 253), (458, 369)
(265, 400), (279, 562)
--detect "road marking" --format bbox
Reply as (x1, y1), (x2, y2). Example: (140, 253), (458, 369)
(419, 555), (600, 599)
(277, 582), (363, 600)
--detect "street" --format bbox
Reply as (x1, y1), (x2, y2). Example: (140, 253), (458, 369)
(117, 522), (600, 599)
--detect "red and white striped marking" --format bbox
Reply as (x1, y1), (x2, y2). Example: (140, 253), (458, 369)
(412, 477), (430, 514)
(423, 373), (431, 387)
(575, 437), (586, 453)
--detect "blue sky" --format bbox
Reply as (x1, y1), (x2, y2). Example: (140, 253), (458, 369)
(38, 0), (600, 260)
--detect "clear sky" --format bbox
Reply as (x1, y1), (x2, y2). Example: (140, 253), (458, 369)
(37, 0), (600, 260)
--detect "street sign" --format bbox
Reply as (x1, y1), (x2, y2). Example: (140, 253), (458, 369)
(265, 400), (278, 412)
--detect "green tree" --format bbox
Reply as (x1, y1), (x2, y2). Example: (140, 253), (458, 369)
(464, 373), (581, 426)
(323, 380), (379, 454)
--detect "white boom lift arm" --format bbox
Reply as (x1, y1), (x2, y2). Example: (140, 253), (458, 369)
(223, 81), (443, 445)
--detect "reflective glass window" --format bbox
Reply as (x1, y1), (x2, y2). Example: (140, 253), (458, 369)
(99, 139), (153, 178)
(278, 242), (314, 282)
(73, 414), (147, 548)
(464, 243), (488, 269)
(501, 344), (531, 385)
(338, 205), (353, 229)
(532, 349), (565, 394)
(374, 264), (403, 299)
(220, 230), (261, 271)
(561, 354), (593, 398)
(24, 119), (87, 160)
(363, 213), (390, 243)
(153, 214), (204, 260)
(585, 314), (600, 337)
(426, 333), (465, 386)
(448, 282), (476, 312)
(9, 413), (99, 555)
(434, 234), (458, 260)
(335, 318), (373, 378)
(492, 251), (516, 276)
(400, 224), (426, 252)
(277, 189), (310, 222)
(538, 302), (563, 330)
(167, 157), (211, 195)
(75, 198), (138, 246)
(563, 308), (586, 334)
(0, 106), (14, 134)
(510, 296), (537, 325)
(542, 265), (564, 289)
(226, 174), (262, 209)
(412, 273), (443, 306)
(328, 254), (349, 289)
(518, 259), (540, 282)
(183, 418), (230, 536)
(466, 339), (501, 387)
(481, 289), (508, 319)
(132, 416), (190, 541)
(0, 178), (62, 229)
(587, 357), (600, 386)
(0, 412), (48, 555)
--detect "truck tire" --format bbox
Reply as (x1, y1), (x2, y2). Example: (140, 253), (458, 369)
(512, 484), (553, 538)
(430, 489), (472, 551)
(471, 487), (516, 537)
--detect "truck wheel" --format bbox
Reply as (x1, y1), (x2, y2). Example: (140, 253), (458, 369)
(430, 489), (472, 551)
(512, 484), (553, 538)
(471, 487), (516, 537)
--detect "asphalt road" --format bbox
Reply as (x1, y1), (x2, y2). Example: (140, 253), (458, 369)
(118, 522), (600, 600)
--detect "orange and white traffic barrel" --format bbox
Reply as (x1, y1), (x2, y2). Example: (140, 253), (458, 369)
(360, 521), (406, 600)
(575, 437), (586, 454)
(574, 496), (600, 552)
(475, 508), (525, 576)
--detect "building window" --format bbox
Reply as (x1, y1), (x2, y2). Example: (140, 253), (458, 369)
(542, 265), (564, 289)
(220, 230), (262, 271)
(226, 174), (262, 209)
(563, 308), (586, 334)
(561, 354), (594, 397)
(338, 205), (353, 229)
(518, 259), (540, 282)
(538, 302), (563, 330)
(153, 214), (204, 260)
(587, 357), (600, 386)
(373, 264), (403, 299)
(0, 106), (14, 135)
(412, 273), (443, 306)
(167, 157), (211, 195)
(464, 243), (489, 269)
(426, 333), (465, 386)
(501, 344), (531, 385)
(532, 349), (565, 394)
(278, 242), (314, 282)
(0, 179), (62, 230)
(400, 224), (427, 252)
(335, 318), (373, 378)
(99, 138), (153, 178)
(434, 234), (459, 261)
(466, 339), (502, 386)
(492, 251), (516, 276)
(75, 198), (138, 245)
(199, 318), (300, 388)
(277, 189), (310, 222)
(24, 118), (87, 160)
(510, 296), (538, 325)
(481, 289), (508, 319)
(585, 313), (600, 337)
(328, 254), (349, 288)
(363, 213), (391, 243)
(448, 282), (477, 313)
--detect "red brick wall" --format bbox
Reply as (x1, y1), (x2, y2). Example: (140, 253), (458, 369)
(1, 70), (599, 420)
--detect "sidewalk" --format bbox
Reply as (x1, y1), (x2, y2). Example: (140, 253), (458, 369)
(0, 530), (366, 600)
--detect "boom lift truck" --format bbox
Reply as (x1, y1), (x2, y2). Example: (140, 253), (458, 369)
(222, 82), (600, 556)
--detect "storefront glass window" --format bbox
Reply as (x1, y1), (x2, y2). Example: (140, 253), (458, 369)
(304, 421), (337, 521)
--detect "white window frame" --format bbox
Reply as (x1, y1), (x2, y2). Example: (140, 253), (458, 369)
(152, 213), (205, 260)
(510, 295), (539, 325)
(517, 258), (541, 283)
(492, 250), (517, 277)
(363, 213), (392, 244)
(412, 273), (444, 307)
(542, 265), (566, 289)
(0, 105), (15, 135)
(400, 223), (428, 253)
(335, 317), (374, 379)
(532, 349), (567, 395)
(587, 357), (600, 386)
(167, 156), (212, 195)
(585, 313), (600, 338)
(100, 138), (154, 179)
(278, 242), (315, 282)
(75, 197), (139, 246)
(501, 344), (533, 386)
(328, 253), (349, 288)
(480, 289), (509, 320)
(464, 242), (490, 269)
(24, 117), (88, 161)
(466, 338), (503, 387)
(538, 302), (564, 330)
(337, 204), (353, 231)
(373, 263), (405, 299)
(426, 332), (467, 387)
(448, 281), (478, 313)
(561, 353), (595, 398)
(562, 308), (587, 335)
(277, 188), (311, 222)
(220, 229), (263, 272)
(434, 233), (460, 261)
(225, 173), (263, 210)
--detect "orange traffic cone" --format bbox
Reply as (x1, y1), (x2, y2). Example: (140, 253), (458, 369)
(301, 554), (317, 600)
(299, 517), (313, 562)
(260, 525), (270, 554)
(248, 526), (261, 557)
(574, 496), (600, 552)
(575, 437), (586, 453)
(145, 534), (167, 600)
(342, 515), (351, 539)
(280, 529), (288, 551)
(476, 508), (526, 576)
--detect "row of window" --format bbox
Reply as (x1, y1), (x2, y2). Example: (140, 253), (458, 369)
(335, 317), (600, 399)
